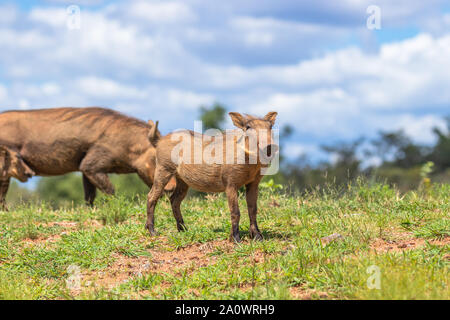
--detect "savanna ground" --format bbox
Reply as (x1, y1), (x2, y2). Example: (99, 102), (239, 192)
(0, 181), (448, 300)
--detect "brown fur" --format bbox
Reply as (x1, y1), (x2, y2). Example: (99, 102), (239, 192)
(0, 107), (175, 210)
(146, 111), (278, 242)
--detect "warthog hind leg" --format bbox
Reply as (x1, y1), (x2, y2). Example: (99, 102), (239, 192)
(79, 149), (115, 196)
(170, 177), (189, 232)
(146, 167), (174, 236)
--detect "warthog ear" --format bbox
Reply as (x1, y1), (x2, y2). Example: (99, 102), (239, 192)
(148, 120), (160, 147)
(264, 112), (278, 127)
(229, 112), (247, 130)
(148, 120), (154, 127)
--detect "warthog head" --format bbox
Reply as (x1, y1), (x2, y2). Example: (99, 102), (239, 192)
(0, 146), (35, 182)
(229, 111), (279, 164)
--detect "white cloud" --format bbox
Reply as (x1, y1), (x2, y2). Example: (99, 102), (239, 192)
(379, 114), (447, 144)
(127, 1), (196, 24)
(29, 7), (68, 28)
(42, 82), (61, 96)
(284, 142), (319, 159)
(165, 89), (213, 110)
(76, 77), (145, 99)
(0, 28), (53, 50)
(244, 89), (359, 138)
(0, 1), (448, 149)
(18, 99), (30, 110)
(44, 0), (105, 5)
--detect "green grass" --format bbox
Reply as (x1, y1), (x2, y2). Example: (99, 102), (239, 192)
(0, 182), (448, 300)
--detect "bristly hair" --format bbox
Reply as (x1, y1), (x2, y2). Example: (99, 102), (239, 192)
(2, 107), (150, 129)
(244, 114), (258, 120)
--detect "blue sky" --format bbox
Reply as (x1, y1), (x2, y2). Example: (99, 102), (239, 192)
(0, 0), (449, 163)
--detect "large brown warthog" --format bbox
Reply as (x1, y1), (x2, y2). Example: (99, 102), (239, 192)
(0, 107), (175, 210)
(145, 111), (278, 242)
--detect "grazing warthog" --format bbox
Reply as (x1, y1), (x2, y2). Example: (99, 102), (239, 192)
(0, 107), (175, 210)
(145, 111), (278, 242)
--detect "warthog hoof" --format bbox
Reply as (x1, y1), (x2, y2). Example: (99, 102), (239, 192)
(145, 224), (157, 236)
(229, 232), (241, 243)
(251, 232), (264, 241)
(177, 224), (188, 232)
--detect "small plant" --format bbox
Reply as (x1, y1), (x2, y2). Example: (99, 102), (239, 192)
(420, 161), (434, 192)
(260, 179), (283, 191)
(95, 196), (130, 225)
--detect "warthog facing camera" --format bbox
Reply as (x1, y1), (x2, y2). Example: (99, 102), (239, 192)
(145, 111), (278, 242)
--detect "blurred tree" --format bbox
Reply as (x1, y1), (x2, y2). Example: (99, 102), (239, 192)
(369, 130), (428, 168)
(36, 173), (150, 207)
(5, 180), (36, 206)
(429, 116), (450, 171)
(36, 174), (84, 207)
(268, 124), (294, 185)
(110, 174), (149, 199)
(199, 103), (227, 131)
(319, 138), (364, 186)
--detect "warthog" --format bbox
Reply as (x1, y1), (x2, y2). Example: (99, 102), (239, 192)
(0, 107), (175, 210)
(145, 111), (278, 242)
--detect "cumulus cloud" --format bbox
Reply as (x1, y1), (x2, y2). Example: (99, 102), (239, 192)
(0, 0), (448, 153)
(126, 1), (196, 24)
(76, 77), (146, 99)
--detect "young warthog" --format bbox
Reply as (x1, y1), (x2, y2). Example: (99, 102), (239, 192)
(146, 111), (278, 242)
(0, 107), (175, 210)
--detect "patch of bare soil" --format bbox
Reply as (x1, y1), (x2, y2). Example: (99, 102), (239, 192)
(370, 232), (449, 254)
(79, 240), (235, 292)
(289, 286), (329, 300)
(22, 220), (103, 245)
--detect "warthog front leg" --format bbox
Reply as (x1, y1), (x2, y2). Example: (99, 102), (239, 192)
(170, 178), (189, 232)
(0, 178), (10, 212)
(226, 186), (241, 243)
(146, 167), (173, 236)
(82, 174), (97, 207)
(246, 178), (263, 241)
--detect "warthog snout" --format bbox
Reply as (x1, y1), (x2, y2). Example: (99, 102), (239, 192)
(25, 167), (35, 178)
(264, 144), (278, 158)
(15, 164), (35, 182)
(259, 144), (279, 162)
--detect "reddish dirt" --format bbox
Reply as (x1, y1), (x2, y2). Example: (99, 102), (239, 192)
(370, 232), (449, 254)
(22, 220), (103, 245)
(79, 240), (236, 292)
(269, 199), (280, 207)
(289, 286), (329, 300)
